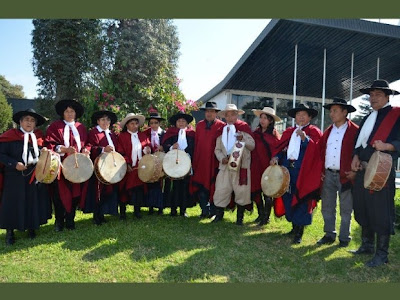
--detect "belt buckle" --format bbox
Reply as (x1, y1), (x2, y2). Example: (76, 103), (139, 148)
(289, 160), (295, 168)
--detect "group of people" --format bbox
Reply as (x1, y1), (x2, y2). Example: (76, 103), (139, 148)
(0, 79), (398, 268)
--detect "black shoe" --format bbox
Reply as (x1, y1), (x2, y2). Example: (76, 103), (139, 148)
(316, 235), (336, 245)
(170, 210), (178, 217)
(5, 230), (15, 245)
(349, 245), (374, 255)
(55, 220), (64, 232)
(134, 212), (143, 219)
(200, 211), (209, 219)
(257, 218), (270, 227)
(65, 219), (75, 230)
(119, 213), (127, 221)
(157, 209), (163, 215)
(236, 219), (243, 226)
(338, 240), (350, 248)
(292, 225), (304, 244)
(180, 212), (189, 218)
(365, 255), (388, 267)
(254, 215), (261, 223)
(27, 229), (36, 239)
(148, 207), (154, 215)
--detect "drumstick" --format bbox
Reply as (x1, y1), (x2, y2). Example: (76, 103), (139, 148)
(74, 153), (79, 168)
(176, 149), (179, 164)
(111, 151), (117, 167)
(43, 150), (50, 175)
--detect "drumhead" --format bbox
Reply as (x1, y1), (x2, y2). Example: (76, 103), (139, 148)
(62, 153), (94, 183)
(162, 149), (191, 179)
(95, 152), (127, 184)
(138, 154), (160, 183)
(35, 149), (60, 184)
(261, 165), (290, 198)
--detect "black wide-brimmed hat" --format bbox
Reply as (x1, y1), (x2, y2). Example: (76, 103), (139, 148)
(145, 111), (165, 121)
(323, 97), (356, 113)
(359, 79), (400, 95)
(169, 111), (193, 125)
(200, 101), (221, 111)
(55, 99), (84, 119)
(13, 108), (47, 127)
(287, 103), (318, 119)
(91, 110), (118, 126)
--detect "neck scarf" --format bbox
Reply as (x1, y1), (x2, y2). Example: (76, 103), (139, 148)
(355, 102), (390, 149)
(96, 125), (115, 149)
(128, 130), (142, 166)
(20, 127), (39, 166)
(151, 128), (161, 148)
(63, 120), (81, 152)
(222, 124), (236, 155)
(286, 123), (308, 160)
(177, 128), (188, 150)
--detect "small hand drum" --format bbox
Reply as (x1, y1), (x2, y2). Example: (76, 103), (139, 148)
(162, 149), (191, 180)
(261, 165), (290, 198)
(364, 151), (392, 191)
(94, 151), (127, 185)
(62, 153), (94, 183)
(35, 149), (60, 184)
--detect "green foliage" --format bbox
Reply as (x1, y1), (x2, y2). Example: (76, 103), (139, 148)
(0, 90), (13, 133)
(31, 19), (103, 100)
(0, 75), (25, 99)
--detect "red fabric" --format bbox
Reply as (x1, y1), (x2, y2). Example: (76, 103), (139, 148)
(250, 128), (281, 203)
(233, 119), (253, 136)
(273, 125), (323, 212)
(117, 131), (150, 203)
(369, 107), (400, 145)
(273, 197), (285, 217)
(87, 127), (119, 201)
(44, 120), (90, 212)
(318, 119), (359, 186)
(191, 119), (225, 200)
(0, 128), (44, 198)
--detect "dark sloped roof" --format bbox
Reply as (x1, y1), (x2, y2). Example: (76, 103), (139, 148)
(6, 98), (37, 113)
(199, 19), (400, 102)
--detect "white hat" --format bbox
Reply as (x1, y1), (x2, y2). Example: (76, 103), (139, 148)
(120, 113), (145, 129)
(252, 107), (281, 122)
(218, 104), (245, 118)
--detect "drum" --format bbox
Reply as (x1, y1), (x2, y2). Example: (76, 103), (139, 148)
(162, 149), (191, 180)
(94, 151), (127, 185)
(138, 153), (163, 183)
(62, 153), (94, 183)
(261, 165), (290, 198)
(364, 151), (392, 191)
(228, 141), (245, 171)
(35, 149), (61, 184)
(154, 151), (166, 178)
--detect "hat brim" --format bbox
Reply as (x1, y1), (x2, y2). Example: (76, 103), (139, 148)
(218, 109), (245, 118)
(13, 111), (46, 127)
(252, 110), (281, 122)
(287, 108), (318, 119)
(323, 103), (356, 113)
(120, 115), (145, 129)
(200, 107), (221, 112)
(91, 110), (118, 126)
(169, 114), (193, 125)
(55, 100), (84, 119)
(359, 87), (400, 95)
(145, 116), (165, 121)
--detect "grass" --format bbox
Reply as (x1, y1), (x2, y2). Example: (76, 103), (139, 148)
(0, 196), (399, 283)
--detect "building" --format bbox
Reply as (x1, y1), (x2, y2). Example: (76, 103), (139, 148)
(198, 19), (400, 131)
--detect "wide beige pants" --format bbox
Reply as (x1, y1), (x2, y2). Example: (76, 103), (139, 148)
(213, 168), (251, 207)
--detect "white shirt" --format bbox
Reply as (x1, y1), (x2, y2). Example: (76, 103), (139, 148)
(325, 122), (348, 170)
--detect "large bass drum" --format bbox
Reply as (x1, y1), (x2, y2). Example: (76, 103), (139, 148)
(364, 151), (392, 191)
(162, 149), (191, 180)
(62, 153), (94, 183)
(261, 165), (290, 198)
(35, 149), (61, 184)
(94, 151), (127, 185)
(138, 153), (163, 183)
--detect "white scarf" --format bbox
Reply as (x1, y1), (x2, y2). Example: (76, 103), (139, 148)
(96, 125), (115, 149)
(63, 120), (81, 152)
(222, 124), (236, 155)
(177, 128), (188, 150)
(355, 103), (390, 149)
(20, 128), (40, 166)
(286, 124), (308, 160)
(151, 128), (162, 148)
(128, 130), (142, 166)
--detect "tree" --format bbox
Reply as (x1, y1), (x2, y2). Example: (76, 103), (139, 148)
(0, 90), (13, 134)
(0, 75), (25, 98)
(31, 19), (103, 101)
(351, 95), (371, 125)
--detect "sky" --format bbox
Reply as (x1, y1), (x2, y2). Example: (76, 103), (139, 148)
(1, 18), (400, 106)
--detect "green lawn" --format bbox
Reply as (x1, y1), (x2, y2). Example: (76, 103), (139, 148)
(1, 196), (399, 283)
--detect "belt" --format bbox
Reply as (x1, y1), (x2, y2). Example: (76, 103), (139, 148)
(326, 168), (340, 173)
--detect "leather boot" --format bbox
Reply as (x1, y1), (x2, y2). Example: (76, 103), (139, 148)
(258, 197), (272, 227)
(349, 227), (375, 255)
(292, 225), (304, 244)
(254, 202), (264, 223)
(65, 211), (76, 230)
(212, 206), (224, 223)
(5, 229), (14, 245)
(236, 205), (245, 226)
(119, 203), (127, 220)
(365, 235), (390, 267)
(198, 191), (209, 218)
(54, 218), (64, 232)
(134, 206), (142, 219)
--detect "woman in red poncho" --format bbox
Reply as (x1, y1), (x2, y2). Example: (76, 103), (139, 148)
(250, 107), (281, 227)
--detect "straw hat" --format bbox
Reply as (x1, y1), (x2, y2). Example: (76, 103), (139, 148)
(217, 104), (245, 119)
(120, 113), (145, 129)
(252, 107), (281, 122)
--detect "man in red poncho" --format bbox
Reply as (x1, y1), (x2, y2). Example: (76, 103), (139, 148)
(213, 104), (255, 225)
(192, 101), (225, 218)
(271, 103), (322, 244)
